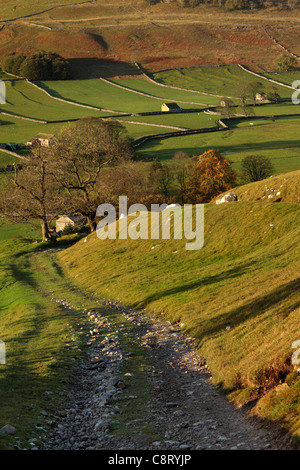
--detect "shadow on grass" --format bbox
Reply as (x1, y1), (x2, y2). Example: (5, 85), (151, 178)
(193, 276), (300, 341)
(135, 260), (300, 340)
(137, 138), (300, 161)
(66, 58), (143, 80)
(13, 235), (84, 259)
(134, 259), (259, 308)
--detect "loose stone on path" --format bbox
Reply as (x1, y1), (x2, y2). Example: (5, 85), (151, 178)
(40, 298), (285, 451)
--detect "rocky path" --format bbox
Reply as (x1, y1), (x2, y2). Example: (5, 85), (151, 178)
(41, 298), (285, 451)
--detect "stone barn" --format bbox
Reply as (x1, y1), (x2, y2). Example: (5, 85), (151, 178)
(26, 133), (56, 148)
(161, 103), (182, 112)
(56, 215), (87, 233)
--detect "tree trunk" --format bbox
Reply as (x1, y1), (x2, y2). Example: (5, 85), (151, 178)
(87, 216), (96, 233)
(41, 219), (51, 241)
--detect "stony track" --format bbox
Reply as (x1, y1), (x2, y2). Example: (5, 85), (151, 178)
(39, 297), (290, 452)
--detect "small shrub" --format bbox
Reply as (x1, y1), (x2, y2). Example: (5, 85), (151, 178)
(241, 155), (274, 183)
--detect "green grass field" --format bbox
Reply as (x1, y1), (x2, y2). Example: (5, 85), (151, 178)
(0, 64), (299, 178)
(263, 71), (300, 87)
(250, 103), (300, 117)
(58, 185), (300, 443)
(0, 117), (72, 150)
(0, 151), (21, 166)
(111, 77), (220, 106)
(0, 237), (84, 449)
(0, 233), (163, 450)
(151, 65), (293, 100)
(34, 70), (300, 178)
(38, 78), (193, 115)
(119, 111), (217, 129)
(0, 219), (41, 241)
(135, 116), (300, 174)
(1, 79), (106, 122)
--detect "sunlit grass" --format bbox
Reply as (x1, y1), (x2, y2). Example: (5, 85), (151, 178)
(58, 193), (300, 443)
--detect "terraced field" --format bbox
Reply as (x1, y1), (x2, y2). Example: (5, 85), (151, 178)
(38, 78), (206, 114)
(0, 63), (299, 175)
(151, 65), (294, 100)
(1, 79), (107, 121)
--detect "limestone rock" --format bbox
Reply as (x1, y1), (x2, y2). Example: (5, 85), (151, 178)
(0, 424), (16, 435)
(216, 193), (238, 205)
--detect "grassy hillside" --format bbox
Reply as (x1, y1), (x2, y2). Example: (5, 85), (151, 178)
(0, 234), (170, 450)
(222, 170), (300, 204)
(57, 176), (300, 444)
(0, 79), (106, 121)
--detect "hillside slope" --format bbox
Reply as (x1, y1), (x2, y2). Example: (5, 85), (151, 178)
(58, 180), (300, 443)
(219, 170), (300, 204)
(1, 1), (300, 71)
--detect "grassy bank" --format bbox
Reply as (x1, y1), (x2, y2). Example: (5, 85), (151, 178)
(57, 178), (300, 445)
(0, 237), (91, 449)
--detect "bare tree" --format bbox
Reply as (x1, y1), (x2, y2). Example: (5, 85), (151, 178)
(49, 118), (134, 231)
(0, 148), (64, 240)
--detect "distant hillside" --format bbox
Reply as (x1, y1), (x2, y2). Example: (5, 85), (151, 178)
(0, 0), (298, 21)
(58, 176), (300, 444)
(0, 0), (300, 72)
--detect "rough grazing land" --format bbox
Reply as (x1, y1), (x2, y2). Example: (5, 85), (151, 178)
(1, 2), (300, 72)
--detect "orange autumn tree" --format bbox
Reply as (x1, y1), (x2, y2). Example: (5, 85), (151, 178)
(184, 149), (237, 203)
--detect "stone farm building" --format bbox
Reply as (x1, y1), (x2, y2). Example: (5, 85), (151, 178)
(56, 215), (87, 233)
(161, 103), (182, 112)
(26, 133), (56, 148)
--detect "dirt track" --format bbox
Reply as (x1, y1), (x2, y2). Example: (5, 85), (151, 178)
(41, 298), (292, 451)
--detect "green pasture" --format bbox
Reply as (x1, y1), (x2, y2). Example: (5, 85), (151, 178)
(251, 102), (300, 117)
(0, 79), (105, 122)
(135, 116), (300, 174)
(0, 237), (91, 450)
(0, 116), (70, 149)
(38, 79), (196, 115)
(119, 111), (217, 130)
(0, 218), (41, 241)
(111, 77), (219, 106)
(152, 65), (293, 100)
(0, 65), (299, 176)
(263, 71), (300, 87)
(0, 151), (20, 166)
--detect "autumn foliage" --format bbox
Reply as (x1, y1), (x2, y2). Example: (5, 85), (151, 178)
(183, 149), (237, 203)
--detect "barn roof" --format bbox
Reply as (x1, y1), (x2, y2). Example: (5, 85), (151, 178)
(163, 102), (181, 109)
